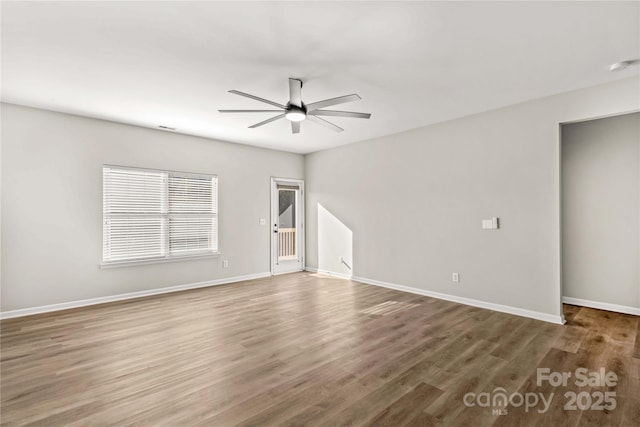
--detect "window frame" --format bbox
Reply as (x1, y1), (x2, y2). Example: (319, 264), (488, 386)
(101, 164), (219, 268)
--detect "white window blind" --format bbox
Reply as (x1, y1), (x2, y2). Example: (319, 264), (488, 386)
(103, 166), (218, 264)
(168, 174), (218, 255)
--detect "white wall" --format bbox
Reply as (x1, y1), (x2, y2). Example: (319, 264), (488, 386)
(305, 77), (639, 321)
(561, 112), (639, 309)
(1, 103), (304, 312)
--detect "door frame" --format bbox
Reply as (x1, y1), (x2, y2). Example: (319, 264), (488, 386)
(270, 177), (305, 275)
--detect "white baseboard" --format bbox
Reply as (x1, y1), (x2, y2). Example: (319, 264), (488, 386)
(306, 268), (563, 324)
(352, 275), (564, 324)
(562, 297), (640, 316)
(0, 272), (271, 320)
(305, 266), (352, 280)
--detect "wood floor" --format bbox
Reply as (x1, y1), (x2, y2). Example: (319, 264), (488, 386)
(1, 272), (639, 426)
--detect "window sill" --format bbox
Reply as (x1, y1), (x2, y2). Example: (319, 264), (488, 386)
(100, 252), (220, 269)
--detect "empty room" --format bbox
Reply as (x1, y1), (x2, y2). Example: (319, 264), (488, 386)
(1, 1), (639, 426)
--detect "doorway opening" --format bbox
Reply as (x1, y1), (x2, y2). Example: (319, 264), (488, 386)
(560, 112), (639, 315)
(271, 178), (305, 275)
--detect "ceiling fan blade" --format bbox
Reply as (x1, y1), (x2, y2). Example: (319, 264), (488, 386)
(306, 115), (344, 132)
(229, 90), (286, 109)
(219, 109), (283, 113)
(291, 121), (300, 134)
(309, 110), (371, 119)
(289, 78), (302, 107)
(306, 94), (361, 112)
(248, 114), (286, 128)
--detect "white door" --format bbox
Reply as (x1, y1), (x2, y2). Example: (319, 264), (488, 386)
(271, 178), (304, 275)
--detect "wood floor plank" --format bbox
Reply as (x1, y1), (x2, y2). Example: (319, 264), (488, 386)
(1, 273), (638, 426)
(362, 382), (442, 427)
(621, 396), (640, 426)
(491, 347), (580, 427)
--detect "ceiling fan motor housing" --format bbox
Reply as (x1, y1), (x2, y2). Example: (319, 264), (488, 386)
(285, 103), (306, 122)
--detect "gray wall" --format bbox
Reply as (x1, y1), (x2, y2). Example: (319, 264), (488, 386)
(561, 112), (639, 308)
(1, 103), (304, 311)
(2, 78), (638, 316)
(305, 77), (639, 319)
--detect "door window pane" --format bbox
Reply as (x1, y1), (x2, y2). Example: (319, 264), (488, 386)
(278, 189), (297, 260)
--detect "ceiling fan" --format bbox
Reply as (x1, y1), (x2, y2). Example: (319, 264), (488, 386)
(219, 78), (371, 134)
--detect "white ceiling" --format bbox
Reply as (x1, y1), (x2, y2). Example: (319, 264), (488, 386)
(2, 1), (638, 154)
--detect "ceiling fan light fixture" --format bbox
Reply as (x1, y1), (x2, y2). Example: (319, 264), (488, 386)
(285, 107), (306, 122)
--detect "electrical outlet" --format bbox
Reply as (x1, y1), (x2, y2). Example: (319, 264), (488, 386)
(223, 260), (229, 268)
(259, 218), (266, 225)
(452, 272), (460, 283)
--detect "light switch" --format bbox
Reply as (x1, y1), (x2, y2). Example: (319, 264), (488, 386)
(259, 218), (266, 225)
(482, 217), (499, 230)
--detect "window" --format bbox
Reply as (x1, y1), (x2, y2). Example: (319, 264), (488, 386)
(102, 166), (218, 265)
